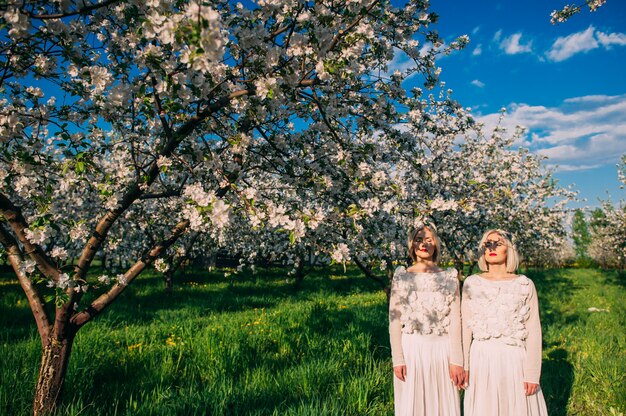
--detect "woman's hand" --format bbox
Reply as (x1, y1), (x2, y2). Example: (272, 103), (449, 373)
(524, 382), (539, 396)
(449, 364), (465, 388)
(393, 365), (407, 381)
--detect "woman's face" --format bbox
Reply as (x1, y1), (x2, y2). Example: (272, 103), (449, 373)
(413, 228), (436, 261)
(483, 232), (508, 266)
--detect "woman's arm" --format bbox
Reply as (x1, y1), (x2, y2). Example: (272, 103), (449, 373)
(523, 279), (542, 389)
(448, 274), (465, 387)
(461, 278), (473, 373)
(389, 270), (405, 368)
(449, 276), (463, 367)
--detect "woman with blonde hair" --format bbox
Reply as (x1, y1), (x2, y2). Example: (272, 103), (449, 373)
(389, 223), (465, 415)
(461, 229), (548, 415)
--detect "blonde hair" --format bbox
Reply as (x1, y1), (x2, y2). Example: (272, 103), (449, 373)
(408, 223), (441, 264)
(477, 229), (519, 273)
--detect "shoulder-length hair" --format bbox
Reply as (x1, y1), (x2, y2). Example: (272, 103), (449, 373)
(408, 223), (442, 264)
(477, 229), (519, 273)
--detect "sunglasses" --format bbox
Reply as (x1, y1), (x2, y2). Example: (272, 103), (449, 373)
(483, 240), (505, 251)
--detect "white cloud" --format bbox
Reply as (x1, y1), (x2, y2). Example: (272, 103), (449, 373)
(546, 26), (626, 62)
(596, 30), (626, 48)
(546, 26), (598, 61)
(476, 94), (626, 171)
(493, 30), (502, 42)
(471, 79), (485, 88)
(549, 163), (603, 172)
(386, 48), (415, 75)
(473, 44), (482, 56)
(563, 94), (620, 104)
(500, 33), (533, 54)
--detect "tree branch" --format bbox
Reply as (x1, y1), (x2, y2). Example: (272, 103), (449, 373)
(0, 193), (59, 281)
(0, 222), (51, 345)
(70, 219), (190, 327)
(24, 0), (121, 20)
(353, 256), (386, 289)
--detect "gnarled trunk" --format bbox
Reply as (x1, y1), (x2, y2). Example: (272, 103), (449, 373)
(33, 334), (75, 416)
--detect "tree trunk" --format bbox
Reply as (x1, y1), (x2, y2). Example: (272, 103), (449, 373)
(164, 270), (174, 293)
(353, 257), (388, 297)
(293, 258), (306, 289)
(33, 334), (75, 416)
(454, 259), (464, 280)
(467, 261), (477, 277)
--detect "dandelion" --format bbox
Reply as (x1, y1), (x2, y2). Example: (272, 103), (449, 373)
(128, 343), (143, 352)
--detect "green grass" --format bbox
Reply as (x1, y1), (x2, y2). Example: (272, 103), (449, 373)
(0, 268), (624, 415)
(536, 269), (626, 416)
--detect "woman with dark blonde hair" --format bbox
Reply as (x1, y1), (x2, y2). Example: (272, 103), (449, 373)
(461, 229), (548, 415)
(389, 223), (464, 415)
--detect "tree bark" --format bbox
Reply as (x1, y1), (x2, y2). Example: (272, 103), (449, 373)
(353, 257), (388, 296)
(293, 254), (307, 289)
(454, 259), (464, 280)
(33, 334), (76, 416)
(467, 261), (477, 278)
(164, 270), (174, 293)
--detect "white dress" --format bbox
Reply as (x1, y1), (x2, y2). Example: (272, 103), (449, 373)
(389, 267), (463, 416)
(462, 274), (549, 416)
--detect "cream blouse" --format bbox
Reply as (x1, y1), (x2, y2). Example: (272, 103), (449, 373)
(461, 274), (543, 384)
(389, 266), (463, 367)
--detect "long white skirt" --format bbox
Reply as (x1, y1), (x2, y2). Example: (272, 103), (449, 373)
(393, 333), (460, 416)
(464, 339), (548, 416)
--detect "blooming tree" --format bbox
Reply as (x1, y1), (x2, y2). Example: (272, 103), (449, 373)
(0, 0), (472, 413)
(588, 156), (626, 270)
(338, 112), (574, 285)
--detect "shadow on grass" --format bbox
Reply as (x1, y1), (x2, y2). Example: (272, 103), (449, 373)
(528, 269), (580, 331)
(95, 266), (382, 326)
(605, 269), (626, 290)
(541, 348), (574, 416)
(527, 269), (578, 415)
(0, 266), (382, 340)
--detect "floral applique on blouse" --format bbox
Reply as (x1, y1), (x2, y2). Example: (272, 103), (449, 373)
(390, 266), (458, 336)
(463, 274), (532, 347)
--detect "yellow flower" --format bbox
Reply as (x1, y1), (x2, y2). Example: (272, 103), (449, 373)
(128, 342), (143, 352)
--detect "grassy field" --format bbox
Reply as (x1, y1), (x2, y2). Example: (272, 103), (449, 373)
(0, 267), (624, 415)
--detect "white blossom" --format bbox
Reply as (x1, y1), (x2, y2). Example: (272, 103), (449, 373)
(50, 247), (69, 261)
(154, 258), (169, 272)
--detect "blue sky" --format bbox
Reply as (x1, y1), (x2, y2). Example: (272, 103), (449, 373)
(392, 0), (626, 209)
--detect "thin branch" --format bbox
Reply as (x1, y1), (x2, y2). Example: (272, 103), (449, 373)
(24, 0), (121, 20)
(138, 189), (181, 200)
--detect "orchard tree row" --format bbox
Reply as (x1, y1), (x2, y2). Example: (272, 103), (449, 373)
(570, 156), (626, 270)
(1, 0), (573, 414)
